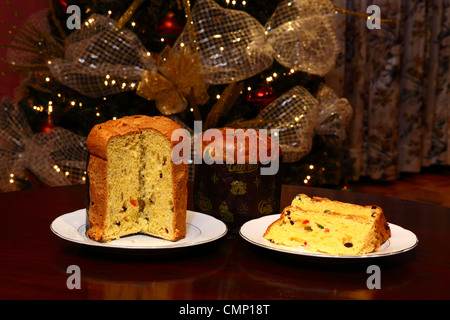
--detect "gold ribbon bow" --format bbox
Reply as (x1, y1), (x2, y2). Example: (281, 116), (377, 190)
(137, 46), (209, 116)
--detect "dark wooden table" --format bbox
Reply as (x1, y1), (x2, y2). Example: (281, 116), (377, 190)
(1, 183), (449, 301)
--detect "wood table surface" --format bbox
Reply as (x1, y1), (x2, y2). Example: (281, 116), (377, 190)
(0, 183), (449, 300)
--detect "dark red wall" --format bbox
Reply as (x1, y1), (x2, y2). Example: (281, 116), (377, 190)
(0, 0), (48, 100)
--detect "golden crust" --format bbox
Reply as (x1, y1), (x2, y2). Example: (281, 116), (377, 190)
(87, 115), (185, 159)
(87, 117), (141, 160)
(86, 155), (107, 241)
(370, 205), (391, 245)
(86, 115), (188, 242)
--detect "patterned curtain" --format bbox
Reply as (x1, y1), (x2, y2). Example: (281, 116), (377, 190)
(327, 0), (450, 181)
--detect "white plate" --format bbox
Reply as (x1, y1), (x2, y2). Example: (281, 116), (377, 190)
(239, 214), (419, 259)
(51, 209), (227, 252)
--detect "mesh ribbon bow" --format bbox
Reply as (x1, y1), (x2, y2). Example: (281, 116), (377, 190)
(0, 97), (88, 191)
(174, 0), (339, 84)
(48, 14), (154, 98)
(48, 14), (209, 116)
(254, 84), (353, 163)
(136, 46), (209, 115)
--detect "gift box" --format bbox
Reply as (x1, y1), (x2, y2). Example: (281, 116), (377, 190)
(193, 128), (282, 232)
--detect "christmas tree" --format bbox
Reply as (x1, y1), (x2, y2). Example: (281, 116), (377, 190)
(1, 0), (355, 191)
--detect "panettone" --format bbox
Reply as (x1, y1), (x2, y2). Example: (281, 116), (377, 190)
(194, 128), (282, 231)
(86, 115), (188, 242)
(264, 194), (391, 255)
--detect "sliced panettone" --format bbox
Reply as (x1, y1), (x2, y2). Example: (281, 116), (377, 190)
(264, 194), (391, 255)
(86, 115), (188, 242)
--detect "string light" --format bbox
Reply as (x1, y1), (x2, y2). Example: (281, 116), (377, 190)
(304, 175), (312, 185)
(51, 164), (85, 182)
(33, 105), (44, 112)
(224, 0), (246, 7)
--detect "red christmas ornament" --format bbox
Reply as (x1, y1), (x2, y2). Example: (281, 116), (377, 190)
(39, 114), (56, 133)
(246, 85), (276, 111)
(53, 0), (69, 12)
(155, 12), (184, 46)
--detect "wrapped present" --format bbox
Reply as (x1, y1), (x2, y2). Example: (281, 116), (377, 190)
(193, 128), (282, 232)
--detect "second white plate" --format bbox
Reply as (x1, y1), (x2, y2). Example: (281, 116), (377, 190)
(239, 214), (418, 259)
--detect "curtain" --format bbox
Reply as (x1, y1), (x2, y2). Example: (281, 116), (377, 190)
(327, 0), (450, 181)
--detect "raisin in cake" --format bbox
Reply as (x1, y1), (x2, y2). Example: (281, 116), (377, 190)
(263, 194), (391, 255)
(86, 115), (188, 242)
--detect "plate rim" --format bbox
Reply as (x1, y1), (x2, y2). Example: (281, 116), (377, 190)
(51, 209), (228, 251)
(239, 214), (419, 259)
